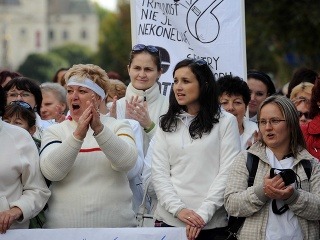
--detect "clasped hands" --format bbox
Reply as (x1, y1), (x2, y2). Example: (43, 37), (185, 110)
(177, 208), (206, 240)
(263, 173), (294, 200)
(73, 95), (103, 140)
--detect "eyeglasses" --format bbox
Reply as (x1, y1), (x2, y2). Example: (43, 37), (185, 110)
(132, 44), (159, 55)
(258, 118), (286, 126)
(297, 111), (310, 119)
(9, 100), (33, 111)
(7, 91), (33, 98)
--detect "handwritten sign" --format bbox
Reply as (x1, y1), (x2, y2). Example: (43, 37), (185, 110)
(131, 0), (247, 96)
(3, 227), (187, 240)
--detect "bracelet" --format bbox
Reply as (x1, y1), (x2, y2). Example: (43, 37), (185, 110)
(144, 121), (155, 133)
(93, 125), (104, 136)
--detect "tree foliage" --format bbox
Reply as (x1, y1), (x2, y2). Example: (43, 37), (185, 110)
(18, 53), (69, 83)
(95, 0), (131, 82)
(50, 43), (95, 67)
(245, 1), (320, 86)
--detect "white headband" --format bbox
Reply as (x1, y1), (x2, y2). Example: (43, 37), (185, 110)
(67, 76), (106, 100)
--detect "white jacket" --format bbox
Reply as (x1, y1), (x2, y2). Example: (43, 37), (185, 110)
(0, 121), (50, 229)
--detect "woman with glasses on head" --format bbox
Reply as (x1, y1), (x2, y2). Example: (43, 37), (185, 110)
(152, 58), (240, 240)
(115, 44), (169, 151)
(0, 86), (50, 234)
(39, 64), (138, 228)
(290, 82), (313, 126)
(301, 77), (320, 160)
(225, 95), (320, 240)
(112, 44), (169, 213)
(3, 77), (54, 140)
(3, 101), (40, 149)
(247, 70), (276, 123)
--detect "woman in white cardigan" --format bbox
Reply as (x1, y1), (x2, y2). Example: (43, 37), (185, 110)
(152, 59), (241, 240)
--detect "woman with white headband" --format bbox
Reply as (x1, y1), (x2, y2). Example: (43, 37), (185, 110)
(39, 64), (138, 228)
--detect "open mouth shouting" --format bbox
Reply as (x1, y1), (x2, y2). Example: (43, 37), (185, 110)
(71, 104), (81, 114)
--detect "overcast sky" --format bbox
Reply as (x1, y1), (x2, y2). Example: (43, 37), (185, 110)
(91, 0), (117, 11)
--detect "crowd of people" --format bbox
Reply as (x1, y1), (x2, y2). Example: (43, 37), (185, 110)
(0, 44), (319, 240)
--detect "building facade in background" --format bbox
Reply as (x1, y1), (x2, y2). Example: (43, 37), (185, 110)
(0, 0), (98, 70)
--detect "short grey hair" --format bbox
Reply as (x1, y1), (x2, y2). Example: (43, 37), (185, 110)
(40, 82), (67, 105)
(257, 95), (306, 157)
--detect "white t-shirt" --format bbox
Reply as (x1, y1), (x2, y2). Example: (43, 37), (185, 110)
(265, 148), (303, 240)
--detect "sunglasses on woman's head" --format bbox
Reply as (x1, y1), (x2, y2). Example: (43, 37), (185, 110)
(132, 44), (159, 55)
(192, 58), (208, 66)
(9, 100), (33, 111)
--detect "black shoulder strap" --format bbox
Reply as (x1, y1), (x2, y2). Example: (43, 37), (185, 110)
(226, 152), (260, 238)
(246, 152), (259, 187)
(39, 140), (62, 155)
(300, 159), (312, 181)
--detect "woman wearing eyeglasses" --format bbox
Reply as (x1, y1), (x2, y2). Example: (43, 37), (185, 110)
(225, 95), (320, 240)
(39, 64), (138, 228)
(301, 77), (320, 160)
(290, 82), (313, 126)
(112, 44), (169, 213)
(3, 77), (54, 140)
(0, 86), (50, 234)
(152, 58), (241, 240)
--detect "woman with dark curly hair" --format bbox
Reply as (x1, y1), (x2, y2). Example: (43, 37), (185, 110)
(217, 75), (258, 150)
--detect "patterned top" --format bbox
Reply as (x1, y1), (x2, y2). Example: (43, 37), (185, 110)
(224, 143), (320, 240)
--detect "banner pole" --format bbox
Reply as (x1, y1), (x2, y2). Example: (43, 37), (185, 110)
(130, 0), (137, 47)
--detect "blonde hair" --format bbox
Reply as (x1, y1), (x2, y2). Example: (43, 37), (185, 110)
(108, 79), (127, 100)
(64, 64), (110, 96)
(289, 82), (314, 100)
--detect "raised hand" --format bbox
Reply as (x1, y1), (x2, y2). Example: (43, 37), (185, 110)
(125, 96), (152, 129)
(108, 96), (117, 118)
(73, 101), (93, 140)
(89, 94), (103, 134)
(54, 104), (66, 123)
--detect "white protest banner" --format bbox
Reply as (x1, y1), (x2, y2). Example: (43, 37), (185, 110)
(3, 227), (187, 240)
(130, 0), (246, 96)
